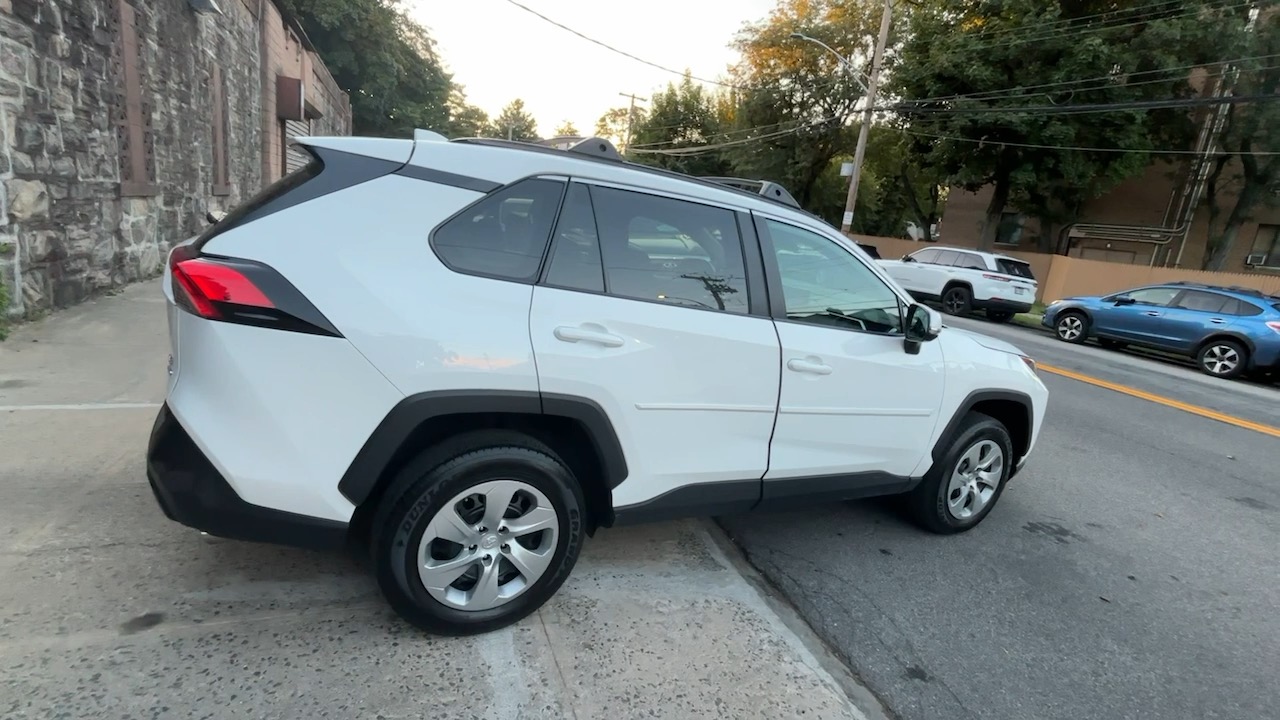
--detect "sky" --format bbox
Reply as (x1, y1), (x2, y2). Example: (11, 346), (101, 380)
(409, 0), (778, 138)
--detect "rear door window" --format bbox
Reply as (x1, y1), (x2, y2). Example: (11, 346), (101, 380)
(954, 252), (987, 270)
(996, 259), (1035, 280)
(1172, 290), (1231, 313)
(932, 250), (962, 266)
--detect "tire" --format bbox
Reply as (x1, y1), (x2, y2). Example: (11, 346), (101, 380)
(1054, 311), (1088, 344)
(1196, 339), (1248, 379)
(942, 286), (972, 316)
(370, 430), (585, 635)
(987, 310), (1014, 323)
(1098, 338), (1126, 350)
(906, 412), (1013, 534)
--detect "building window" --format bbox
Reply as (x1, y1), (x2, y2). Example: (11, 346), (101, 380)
(1249, 224), (1280, 269)
(995, 212), (1024, 246)
(112, 0), (157, 197)
(211, 65), (231, 196)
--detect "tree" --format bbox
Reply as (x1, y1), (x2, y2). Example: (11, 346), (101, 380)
(1201, 11), (1280, 270)
(891, 0), (1225, 249)
(722, 0), (879, 214)
(281, 0), (453, 137)
(488, 99), (540, 142)
(628, 73), (732, 176)
(553, 120), (580, 136)
(595, 107), (644, 148)
(446, 89), (490, 138)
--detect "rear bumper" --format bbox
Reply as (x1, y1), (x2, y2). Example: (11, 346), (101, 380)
(146, 404), (348, 551)
(973, 297), (1034, 314)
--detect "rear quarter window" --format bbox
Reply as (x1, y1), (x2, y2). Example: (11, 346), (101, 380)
(996, 259), (1035, 280)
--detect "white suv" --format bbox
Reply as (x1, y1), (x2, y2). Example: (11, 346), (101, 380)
(879, 245), (1038, 322)
(147, 131), (1048, 635)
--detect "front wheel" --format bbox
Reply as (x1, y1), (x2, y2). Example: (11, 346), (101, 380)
(1054, 312), (1088, 344)
(371, 431), (585, 635)
(906, 413), (1013, 534)
(1197, 340), (1248, 379)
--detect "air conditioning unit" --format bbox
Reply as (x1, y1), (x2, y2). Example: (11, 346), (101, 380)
(1244, 253), (1268, 266)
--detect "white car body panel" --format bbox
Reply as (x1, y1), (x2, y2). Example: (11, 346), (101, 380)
(529, 286), (781, 508)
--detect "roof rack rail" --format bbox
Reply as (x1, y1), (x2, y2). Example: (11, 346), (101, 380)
(699, 177), (801, 209)
(567, 136), (623, 161)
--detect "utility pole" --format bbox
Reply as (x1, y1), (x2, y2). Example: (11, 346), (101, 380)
(619, 91), (647, 154)
(841, 0), (892, 235)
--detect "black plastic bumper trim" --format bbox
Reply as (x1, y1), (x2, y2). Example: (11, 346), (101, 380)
(146, 405), (348, 551)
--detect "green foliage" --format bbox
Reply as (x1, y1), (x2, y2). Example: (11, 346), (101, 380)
(595, 107), (642, 148)
(553, 120), (580, 136)
(280, 0), (453, 137)
(629, 74), (732, 176)
(446, 90), (490, 138)
(0, 276), (9, 341)
(721, 0), (878, 208)
(890, 0), (1226, 249)
(488, 99), (541, 142)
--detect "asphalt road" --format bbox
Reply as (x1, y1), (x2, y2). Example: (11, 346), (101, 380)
(721, 315), (1280, 720)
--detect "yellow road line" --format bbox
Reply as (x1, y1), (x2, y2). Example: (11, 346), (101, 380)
(1037, 363), (1280, 439)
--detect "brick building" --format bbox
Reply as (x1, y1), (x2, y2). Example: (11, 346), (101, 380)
(0, 0), (351, 319)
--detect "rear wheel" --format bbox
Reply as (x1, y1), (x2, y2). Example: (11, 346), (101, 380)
(1054, 312), (1088, 344)
(906, 413), (1013, 534)
(1197, 340), (1248, 379)
(942, 286), (972, 316)
(987, 310), (1014, 323)
(371, 431), (585, 635)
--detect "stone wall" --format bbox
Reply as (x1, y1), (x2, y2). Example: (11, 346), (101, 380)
(0, 0), (351, 319)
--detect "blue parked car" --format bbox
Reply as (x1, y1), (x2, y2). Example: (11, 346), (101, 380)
(1042, 281), (1280, 379)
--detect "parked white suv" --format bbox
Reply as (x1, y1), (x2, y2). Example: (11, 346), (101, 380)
(147, 131), (1048, 635)
(879, 245), (1038, 322)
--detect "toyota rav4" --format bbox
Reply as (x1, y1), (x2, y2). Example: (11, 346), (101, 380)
(147, 131), (1048, 635)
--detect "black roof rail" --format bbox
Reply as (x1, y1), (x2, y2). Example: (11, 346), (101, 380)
(698, 177), (801, 209)
(448, 137), (814, 215)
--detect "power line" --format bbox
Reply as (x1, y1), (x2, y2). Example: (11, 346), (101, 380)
(936, 0), (1252, 54)
(500, 0), (740, 89)
(898, 54), (1280, 105)
(883, 92), (1279, 117)
(629, 115), (843, 156)
(947, 0), (1223, 43)
(900, 128), (1280, 156)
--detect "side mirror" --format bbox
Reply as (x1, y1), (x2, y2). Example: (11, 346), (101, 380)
(901, 254), (915, 263)
(206, 210), (226, 225)
(1114, 296), (1135, 306)
(904, 303), (941, 355)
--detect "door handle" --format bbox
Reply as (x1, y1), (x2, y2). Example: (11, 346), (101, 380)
(1209, 318), (1226, 324)
(1144, 311), (1161, 316)
(554, 325), (625, 348)
(787, 358), (833, 375)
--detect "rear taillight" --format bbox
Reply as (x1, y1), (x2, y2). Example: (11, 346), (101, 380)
(1266, 321), (1280, 335)
(983, 273), (1012, 282)
(168, 245), (340, 337)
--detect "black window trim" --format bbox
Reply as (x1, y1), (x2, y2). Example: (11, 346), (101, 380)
(427, 174), (570, 286)
(532, 177), (770, 319)
(751, 210), (912, 336)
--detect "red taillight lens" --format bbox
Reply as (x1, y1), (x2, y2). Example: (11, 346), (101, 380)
(1266, 321), (1280, 335)
(169, 246), (273, 319)
(982, 273), (1012, 282)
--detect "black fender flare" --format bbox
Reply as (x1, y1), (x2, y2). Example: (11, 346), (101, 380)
(930, 389), (1033, 466)
(337, 390), (628, 506)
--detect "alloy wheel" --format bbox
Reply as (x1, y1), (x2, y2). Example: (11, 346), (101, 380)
(1057, 316), (1084, 341)
(417, 479), (559, 611)
(1202, 344), (1240, 376)
(944, 290), (967, 314)
(946, 440), (1003, 521)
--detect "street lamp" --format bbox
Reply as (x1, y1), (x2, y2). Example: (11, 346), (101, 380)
(788, 33), (869, 92)
(789, 0), (892, 234)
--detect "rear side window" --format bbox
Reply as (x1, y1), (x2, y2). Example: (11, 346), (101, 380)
(932, 249), (962, 266)
(997, 259), (1035, 280)
(1173, 290), (1231, 313)
(954, 252), (986, 270)
(431, 178), (566, 282)
(588, 186), (750, 314)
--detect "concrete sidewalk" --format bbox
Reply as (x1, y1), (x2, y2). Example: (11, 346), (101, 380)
(0, 281), (884, 720)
